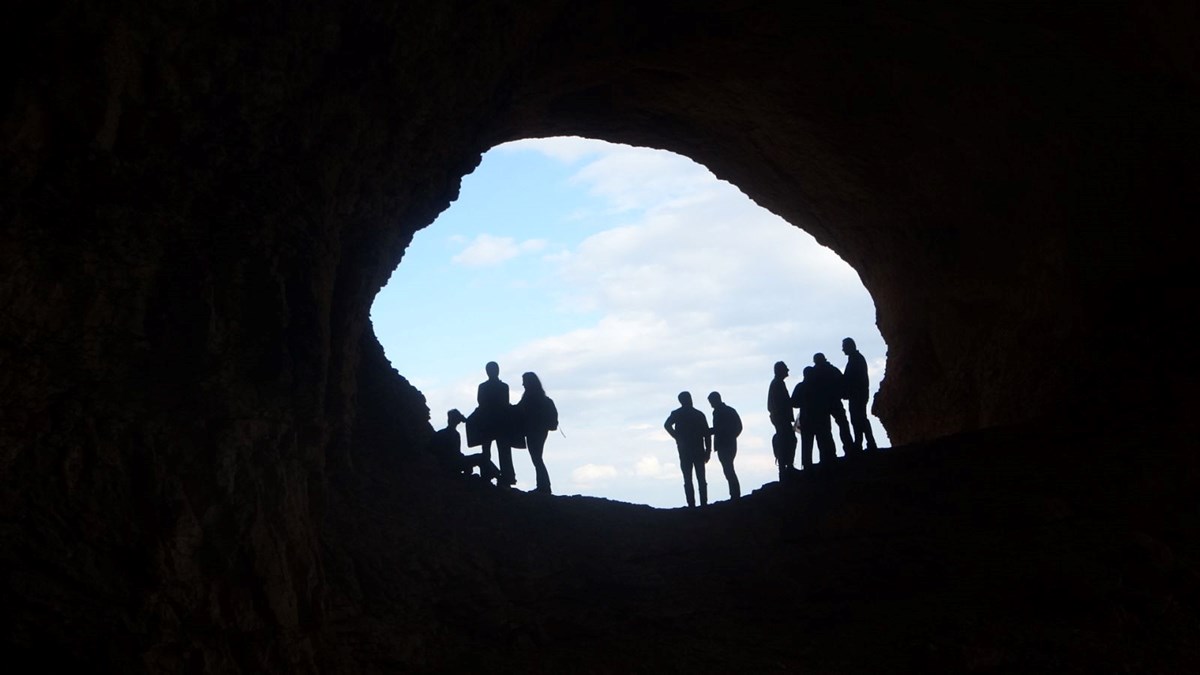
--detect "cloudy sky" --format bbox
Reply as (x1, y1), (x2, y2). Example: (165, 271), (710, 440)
(371, 137), (889, 508)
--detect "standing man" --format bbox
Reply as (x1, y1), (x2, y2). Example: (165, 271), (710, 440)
(768, 361), (797, 480)
(797, 365), (837, 466)
(842, 337), (879, 452)
(475, 361), (516, 487)
(813, 353), (855, 455)
(790, 367), (815, 470)
(664, 392), (711, 508)
(707, 391), (743, 500)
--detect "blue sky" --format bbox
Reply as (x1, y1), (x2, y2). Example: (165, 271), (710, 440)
(372, 137), (889, 508)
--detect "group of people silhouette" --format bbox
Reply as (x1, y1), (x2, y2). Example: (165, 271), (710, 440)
(426, 361), (558, 494)
(427, 338), (877, 507)
(664, 390), (744, 508)
(769, 337), (879, 478)
(666, 337), (878, 508)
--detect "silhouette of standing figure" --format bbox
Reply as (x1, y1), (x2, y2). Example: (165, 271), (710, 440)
(475, 361), (517, 487)
(813, 353), (855, 455)
(428, 409), (501, 482)
(808, 354), (841, 465)
(768, 361), (797, 479)
(707, 391), (743, 500)
(842, 337), (879, 452)
(791, 367), (818, 470)
(664, 392), (711, 507)
(517, 371), (557, 495)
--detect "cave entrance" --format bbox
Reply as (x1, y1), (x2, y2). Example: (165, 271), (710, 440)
(371, 137), (888, 507)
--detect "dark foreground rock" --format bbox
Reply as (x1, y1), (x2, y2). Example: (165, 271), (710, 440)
(3, 1), (1197, 672)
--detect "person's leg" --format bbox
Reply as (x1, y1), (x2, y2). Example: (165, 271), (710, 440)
(678, 449), (696, 507)
(498, 442), (515, 486)
(481, 439), (492, 464)
(528, 430), (551, 493)
(832, 403), (855, 453)
(849, 398), (868, 451)
(782, 428), (797, 472)
(694, 450), (708, 506)
(771, 430), (783, 473)
(848, 398), (864, 450)
(719, 447), (740, 499)
(851, 397), (878, 450)
(773, 421), (795, 478)
(814, 416), (836, 465)
(465, 454), (500, 482)
(799, 421), (814, 469)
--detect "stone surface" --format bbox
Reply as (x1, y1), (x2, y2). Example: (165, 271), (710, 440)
(2, 1), (1197, 672)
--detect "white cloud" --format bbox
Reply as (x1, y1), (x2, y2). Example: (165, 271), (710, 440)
(572, 463), (619, 485)
(633, 455), (679, 480)
(496, 136), (625, 164)
(381, 137), (891, 507)
(451, 234), (548, 267)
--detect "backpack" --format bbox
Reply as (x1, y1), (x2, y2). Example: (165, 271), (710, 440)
(729, 407), (743, 437)
(543, 397), (558, 431)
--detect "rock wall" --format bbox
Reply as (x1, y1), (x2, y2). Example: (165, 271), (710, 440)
(3, 1), (1197, 671)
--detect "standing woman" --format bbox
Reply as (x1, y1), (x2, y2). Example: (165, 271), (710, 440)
(517, 372), (557, 495)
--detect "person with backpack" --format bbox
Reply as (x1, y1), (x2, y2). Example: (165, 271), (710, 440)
(707, 391), (743, 500)
(517, 371), (557, 495)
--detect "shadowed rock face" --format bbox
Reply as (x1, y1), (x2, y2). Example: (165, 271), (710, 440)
(3, 2), (1197, 672)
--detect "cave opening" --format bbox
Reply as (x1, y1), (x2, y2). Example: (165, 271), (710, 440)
(371, 137), (890, 507)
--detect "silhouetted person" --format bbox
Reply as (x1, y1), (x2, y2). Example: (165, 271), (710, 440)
(517, 371), (557, 495)
(707, 391), (743, 500)
(790, 367), (818, 470)
(428, 409), (501, 482)
(813, 352), (855, 455)
(473, 361), (517, 487)
(842, 337), (878, 451)
(664, 391), (711, 507)
(808, 354), (843, 465)
(768, 361), (797, 479)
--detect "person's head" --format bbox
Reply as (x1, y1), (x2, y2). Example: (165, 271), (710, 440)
(803, 366), (814, 378)
(678, 391), (693, 407)
(447, 409), (467, 427)
(522, 371), (544, 396)
(485, 361), (499, 378)
(707, 391), (722, 408)
(813, 352), (827, 366)
(774, 360), (789, 378)
(842, 337), (857, 355)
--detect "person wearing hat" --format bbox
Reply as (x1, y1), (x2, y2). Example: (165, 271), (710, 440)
(428, 408), (501, 483)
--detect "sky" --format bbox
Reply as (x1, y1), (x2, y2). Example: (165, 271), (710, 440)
(371, 137), (889, 508)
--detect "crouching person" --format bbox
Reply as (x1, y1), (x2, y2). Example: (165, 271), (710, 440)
(428, 409), (501, 483)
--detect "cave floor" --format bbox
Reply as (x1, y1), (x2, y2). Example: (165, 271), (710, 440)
(327, 423), (1200, 673)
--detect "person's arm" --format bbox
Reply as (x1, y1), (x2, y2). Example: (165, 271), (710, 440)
(663, 414), (675, 440)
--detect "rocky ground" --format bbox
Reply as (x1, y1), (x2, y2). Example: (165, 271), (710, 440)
(322, 421), (1200, 673)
